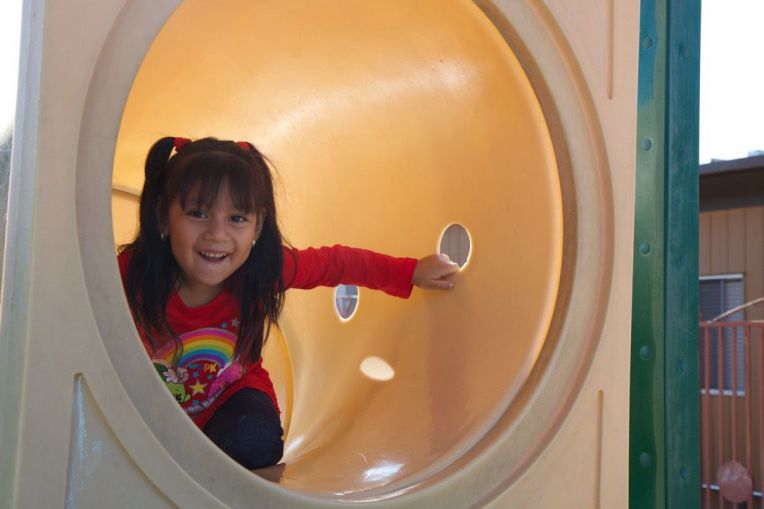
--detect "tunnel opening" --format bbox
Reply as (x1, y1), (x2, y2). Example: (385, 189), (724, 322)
(109, 0), (563, 499)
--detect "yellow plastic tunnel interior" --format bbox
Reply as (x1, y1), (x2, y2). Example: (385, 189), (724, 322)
(3, 0), (640, 507)
(113, 0), (562, 497)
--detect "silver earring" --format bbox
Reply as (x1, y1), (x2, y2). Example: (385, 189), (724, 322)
(160, 232), (166, 240)
(251, 239), (256, 247)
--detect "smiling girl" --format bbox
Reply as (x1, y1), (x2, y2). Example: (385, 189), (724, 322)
(118, 137), (458, 469)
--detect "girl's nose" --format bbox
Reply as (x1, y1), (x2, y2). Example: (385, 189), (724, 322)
(204, 217), (228, 240)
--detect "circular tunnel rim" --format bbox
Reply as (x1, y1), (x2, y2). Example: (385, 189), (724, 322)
(75, 0), (615, 506)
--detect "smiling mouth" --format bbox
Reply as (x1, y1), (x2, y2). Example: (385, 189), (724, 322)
(199, 251), (229, 261)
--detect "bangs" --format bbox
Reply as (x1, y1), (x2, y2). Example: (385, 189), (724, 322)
(172, 151), (258, 213)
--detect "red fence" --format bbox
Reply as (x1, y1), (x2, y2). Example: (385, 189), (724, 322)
(700, 321), (764, 508)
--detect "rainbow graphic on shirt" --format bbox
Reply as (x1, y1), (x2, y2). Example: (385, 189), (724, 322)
(152, 327), (244, 416)
(154, 327), (236, 366)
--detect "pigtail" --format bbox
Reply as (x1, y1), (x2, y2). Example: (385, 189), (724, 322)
(123, 137), (180, 358)
(237, 212), (286, 362)
(140, 137), (174, 248)
(233, 144), (286, 363)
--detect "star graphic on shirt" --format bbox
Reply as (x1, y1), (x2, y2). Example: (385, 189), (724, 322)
(191, 381), (207, 395)
(231, 318), (240, 328)
(221, 321), (228, 329)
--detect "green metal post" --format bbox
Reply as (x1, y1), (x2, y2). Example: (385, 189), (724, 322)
(630, 0), (701, 508)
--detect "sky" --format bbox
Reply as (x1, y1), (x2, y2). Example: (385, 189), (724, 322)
(699, 0), (764, 162)
(0, 1), (762, 162)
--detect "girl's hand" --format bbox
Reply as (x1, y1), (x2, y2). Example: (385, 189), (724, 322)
(413, 254), (459, 290)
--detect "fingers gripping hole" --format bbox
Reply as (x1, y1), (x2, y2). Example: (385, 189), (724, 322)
(438, 223), (471, 269)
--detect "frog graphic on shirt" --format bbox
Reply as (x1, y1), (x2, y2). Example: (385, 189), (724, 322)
(153, 362), (191, 404)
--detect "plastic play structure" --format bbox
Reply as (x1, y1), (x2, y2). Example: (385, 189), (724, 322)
(1, 0), (701, 507)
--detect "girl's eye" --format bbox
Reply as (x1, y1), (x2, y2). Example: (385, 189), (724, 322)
(229, 215), (247, 224)
(186, 210), (207, 219)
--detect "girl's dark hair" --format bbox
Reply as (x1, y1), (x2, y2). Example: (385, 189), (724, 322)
(120, 137), (286, 364)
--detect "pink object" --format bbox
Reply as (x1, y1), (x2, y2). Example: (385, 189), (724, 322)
(207, 361), (244, 398)
(716, 461), (752, 504)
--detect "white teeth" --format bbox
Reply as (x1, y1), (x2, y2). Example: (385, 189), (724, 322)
(200, 251), (227, 259)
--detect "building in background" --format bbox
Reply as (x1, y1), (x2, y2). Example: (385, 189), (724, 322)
(698, 153), (764, 507)
(700, 153), (764, 321)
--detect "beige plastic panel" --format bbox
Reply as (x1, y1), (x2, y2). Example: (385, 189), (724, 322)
(1, 0), (638, 507)
(66, 376), (175, 508)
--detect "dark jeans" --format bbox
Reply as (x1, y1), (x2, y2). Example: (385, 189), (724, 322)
(203, 388), (284, 470)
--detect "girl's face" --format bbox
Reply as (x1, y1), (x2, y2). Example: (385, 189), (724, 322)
(166, 184), (261, 307)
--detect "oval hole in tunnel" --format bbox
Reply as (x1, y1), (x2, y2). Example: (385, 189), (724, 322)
(334, 284), (359, 321)
(438, 223), (471, 268)
(359, 356), (395, 382)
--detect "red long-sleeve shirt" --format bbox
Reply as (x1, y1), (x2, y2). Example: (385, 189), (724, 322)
(118, 245), (416, 429)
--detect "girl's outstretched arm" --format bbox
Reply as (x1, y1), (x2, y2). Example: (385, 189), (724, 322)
(282, 246), (458, 297)
(282, 245), (417, 297)
(412, 254), (459, 291)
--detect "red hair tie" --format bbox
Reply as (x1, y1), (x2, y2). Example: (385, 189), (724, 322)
(173, 137), (191, 151)
(236, 141), (251, 152)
